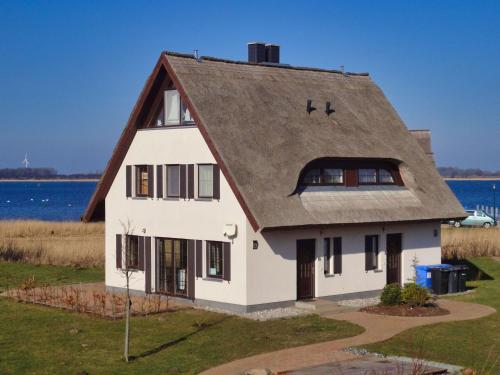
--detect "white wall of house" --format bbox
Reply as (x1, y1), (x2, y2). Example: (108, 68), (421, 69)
(104, 126), (442, 310)
(245, 220), (441, 306)
(105, 127), (249, 306)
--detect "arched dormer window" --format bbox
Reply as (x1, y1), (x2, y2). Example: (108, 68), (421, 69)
(298, 158), (403, 188)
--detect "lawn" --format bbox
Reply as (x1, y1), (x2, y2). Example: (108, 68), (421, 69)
(0, 262), (104, 291)
(361, 257), (500, 371)
(0, 264), (363, 375)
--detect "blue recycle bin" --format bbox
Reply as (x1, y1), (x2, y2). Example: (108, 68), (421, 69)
(416, 264), (452, 289)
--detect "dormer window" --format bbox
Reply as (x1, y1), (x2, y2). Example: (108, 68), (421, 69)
(303, 168), (344, 185)
(298, 158), (403, 189)
(358, 168), (396, 185)
(153, 89), (194, 127)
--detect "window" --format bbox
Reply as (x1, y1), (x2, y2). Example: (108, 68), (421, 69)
(198, 164), (214, 198)
(324, 238), (332, 275)
(359, 169), (377, 184)
(159, 89), (195, 126)
(167, 165), (180, 197)
(126, 235), (139, 270)
(365, 235), (379, 271)
(379, 169), (395, 184)
(302, 168), (344, 185)
(207, 241), (223, 278)
(135, 165), (148, 196)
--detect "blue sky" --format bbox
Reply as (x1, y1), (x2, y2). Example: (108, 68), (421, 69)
(0, 0), (499, 173)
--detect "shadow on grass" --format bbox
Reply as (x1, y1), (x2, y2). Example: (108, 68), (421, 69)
(129, 317), (230, 361)
(443, 258), (494, 281)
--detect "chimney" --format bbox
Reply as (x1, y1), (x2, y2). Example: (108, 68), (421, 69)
(265, 44), (280, 64)
(248, 42), (266, 63)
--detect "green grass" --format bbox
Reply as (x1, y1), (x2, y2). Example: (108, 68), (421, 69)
(0, 263), (363, 375)
(361, 257), (500, 371)
(0, 262), (103, 291)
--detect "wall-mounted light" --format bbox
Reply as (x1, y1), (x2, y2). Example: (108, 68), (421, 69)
(142, 228), (146, 234)
(325, 101), (335, 116)
(306, 99), (316, 114)
(253, 240), (259, 250)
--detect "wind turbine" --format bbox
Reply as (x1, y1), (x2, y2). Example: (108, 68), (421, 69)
(22, 153), (29, 168)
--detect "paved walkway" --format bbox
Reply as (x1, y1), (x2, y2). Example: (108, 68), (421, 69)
(199, 299), (495, 375)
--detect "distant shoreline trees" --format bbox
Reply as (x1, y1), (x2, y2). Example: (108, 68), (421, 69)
(0, 168), (101, 179)
(438, 167), (500, 178)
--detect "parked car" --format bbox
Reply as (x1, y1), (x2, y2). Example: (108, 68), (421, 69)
(449, 210), (496, 228)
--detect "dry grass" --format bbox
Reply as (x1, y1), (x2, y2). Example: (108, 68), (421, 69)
(442, 226), (500, 259)
(0, 220), (104, 267)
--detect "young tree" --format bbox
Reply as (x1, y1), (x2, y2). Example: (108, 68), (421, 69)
(118, 219), (135, 362)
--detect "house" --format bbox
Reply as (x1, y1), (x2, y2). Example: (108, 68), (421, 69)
(83, 43), (465, 313)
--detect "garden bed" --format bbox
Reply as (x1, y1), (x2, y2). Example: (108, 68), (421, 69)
(361, 303), (450, 317)
(3, 281), (184, 319)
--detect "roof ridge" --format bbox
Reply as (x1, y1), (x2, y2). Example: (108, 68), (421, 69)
(163, 51), (370, 77)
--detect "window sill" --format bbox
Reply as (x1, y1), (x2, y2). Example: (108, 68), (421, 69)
(324, 273), (335, 278)
(131, 196), (149, 200)
(374, 269), (383, 273)
(202, 277), (224, 282)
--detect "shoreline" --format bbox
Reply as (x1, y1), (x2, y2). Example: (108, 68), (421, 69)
(444, 177), (500, 181)
(0, 179), (99, 182)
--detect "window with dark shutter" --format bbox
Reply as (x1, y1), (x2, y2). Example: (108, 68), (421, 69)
(116, 234), (122, 269)
(223, 242), (231, 281)
(145, 237), (151, 293)
(135, 165), (149, 197)
(213, 165), (220, 200)
(126, 235), (140, 270)
(333, 237), (342, 274)
(187, 240), (195, 299)
(156, 165), (163, 198)
(365, 235), (378, 271)
(180, 164), (186, 199)
(195, 240), (202, 278)
(147, 165), (154, 197)
(187, 164), (194, 199)
(138, 236), (145, 271)
(206, 241), (223, 279)
(166, 165), (180, 197)
(323, 238), (331, 275)
(126, 166), (132, 197)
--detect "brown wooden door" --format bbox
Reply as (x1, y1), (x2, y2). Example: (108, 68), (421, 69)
(297, 239), (316, 300)
(386, 233), (402, 284)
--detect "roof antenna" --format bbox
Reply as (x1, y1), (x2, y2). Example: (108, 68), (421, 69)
(325, 101), (335, 116)
(306, 99), (316, 114)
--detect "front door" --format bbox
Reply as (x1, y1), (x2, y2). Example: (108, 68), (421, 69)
(386, 233), (402, 284)
(156, 238), (188, 297)
(297, 239), (316, 300)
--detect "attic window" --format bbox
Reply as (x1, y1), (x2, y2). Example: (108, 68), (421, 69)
(154, 90), (194, 127)
(303, 168), (344, 185)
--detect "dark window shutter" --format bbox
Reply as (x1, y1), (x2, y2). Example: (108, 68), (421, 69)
(205, 242), (209, 277)
(147, 165), (154, 197)
(346, 169), (358, 187)
(187, 240), (195, 299)
(156, 165), (163, 198)
(223, 242), (230, 281)
(195, 240), (203, 278)
(213, 164), (220, 200)
(180, 164), (187, 199)
(126, 166), (132, 197)
(145, 237), (151, 293)
(138, 236), (145, 271)
(333, 237), (342, 274)
(187, 164), (194, 199)
(116, 234), (122, 269)
(365, 236), (373, 271)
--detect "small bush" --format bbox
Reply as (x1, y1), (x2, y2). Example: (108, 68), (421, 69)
(402, 283), (430, 307)
(380, 283), (402, 306)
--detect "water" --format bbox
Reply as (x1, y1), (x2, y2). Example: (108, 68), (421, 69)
(0, 180), (497, 221)
(446, 179), (499, 210)
(0, 181), (97, 221)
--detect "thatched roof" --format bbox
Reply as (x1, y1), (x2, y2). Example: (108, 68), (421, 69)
(83, 52), (465, 229)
